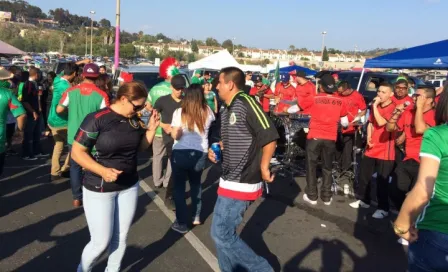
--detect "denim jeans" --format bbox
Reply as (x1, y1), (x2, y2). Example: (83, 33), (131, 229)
(69, 144), (84, 200)
(22, 115), (42, 157)
(77, 182), (139, 272)
(211, 195), (273, 272)
(171, 149), (206, 225)
(408, 229), (448, 272)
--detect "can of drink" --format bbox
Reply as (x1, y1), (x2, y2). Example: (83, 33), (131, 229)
(211, 142), (221, 162)
(343, 184), (350, 195)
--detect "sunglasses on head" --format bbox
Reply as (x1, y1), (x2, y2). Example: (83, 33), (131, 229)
(127, 98), (146, 112)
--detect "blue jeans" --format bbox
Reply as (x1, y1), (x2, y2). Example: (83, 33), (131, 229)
(77, 183), (139, 272)
(22, 115), (42, 157)
(408, 229), (448, 272)
(171, 149), (206, 225)
(211, 195), (273, 272)
(69, 144), (84, 200)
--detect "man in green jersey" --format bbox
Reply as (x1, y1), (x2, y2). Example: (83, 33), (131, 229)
(48, 63), (78, 181)
(146, 57), (180, 207)
(0, 69), (26, 176)
(57, 63), (110, 207)
(191, 70), (204, 85)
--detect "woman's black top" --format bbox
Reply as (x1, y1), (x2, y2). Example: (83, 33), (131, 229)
(75, 107), (146, 192)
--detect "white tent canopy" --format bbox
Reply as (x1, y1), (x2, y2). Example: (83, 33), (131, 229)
(188, 50), (241, 70)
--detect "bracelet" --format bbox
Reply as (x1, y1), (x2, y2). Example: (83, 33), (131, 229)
(392, 223), (409, 235)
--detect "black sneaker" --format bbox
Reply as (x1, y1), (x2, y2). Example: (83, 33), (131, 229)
(50, 175), (63, 182)
(35, 153), (49, 158)
(165, 198), (176, 211)
(6, 149), (18, 156)
(171, 221), (189, 234)
(22, 156), (37, 161)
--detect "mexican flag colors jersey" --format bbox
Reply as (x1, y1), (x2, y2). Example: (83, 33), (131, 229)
(147, 81), (172, 137)
(59, 83), (110, 145)
(0, 87), (25, 153)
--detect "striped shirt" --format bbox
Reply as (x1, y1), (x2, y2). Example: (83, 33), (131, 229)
(218, 92), (279, 201)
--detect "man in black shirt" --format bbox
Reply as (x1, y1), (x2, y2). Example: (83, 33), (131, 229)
(153, 74), (185, 208)
(21, 67), (47, 160)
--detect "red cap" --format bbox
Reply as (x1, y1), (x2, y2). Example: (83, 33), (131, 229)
(119, 71), (133, 83)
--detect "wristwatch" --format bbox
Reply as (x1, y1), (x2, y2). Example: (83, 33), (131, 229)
(392, 223), (409, 235)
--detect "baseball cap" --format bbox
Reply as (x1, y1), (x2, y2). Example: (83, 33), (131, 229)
(320, 74), (337, 94)
(171, 74), (186, 90)
(253, 75), (262, 82)
(395, 79), (409, 86)
(118, 71), (133, 83)
(280, 74), (290, 82)
(82, 63), (99, 78)
(0, 69), (13, 80)
(295, 70), (307, 78)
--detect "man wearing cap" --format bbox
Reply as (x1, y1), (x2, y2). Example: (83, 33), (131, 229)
(274, 74), (296, 113)
(0, 69), (26, 175)
(293, 70), (316, 114)
(303, 74), (348, 206)
(249, 75), (273, 113)
(153, 74), (185, 209)
(146, 57), (180, 207)
(57, 63), (110, 207)
(118, 71), (133, 86)
(191, 70), (204, 85)
(335, 80), (367, 172)
(349, 82), (396, 219)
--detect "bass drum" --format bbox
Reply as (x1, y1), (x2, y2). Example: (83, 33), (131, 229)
(272, 114), (310, 161)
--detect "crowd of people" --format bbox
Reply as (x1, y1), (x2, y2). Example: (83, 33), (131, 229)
(0, 55), (447, 271)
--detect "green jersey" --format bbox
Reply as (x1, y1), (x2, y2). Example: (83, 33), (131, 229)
(191, 76), (204, 85)
(204, 91), (216, 112)
(0, 87), (25, 153)
(59, 82), (110, 145)
(48, 76), (69, 128)
(148, 81), (172, 137)
(416, 125), (448, 234)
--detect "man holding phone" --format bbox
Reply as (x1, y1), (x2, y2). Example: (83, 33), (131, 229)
(208, 67), (278, 272)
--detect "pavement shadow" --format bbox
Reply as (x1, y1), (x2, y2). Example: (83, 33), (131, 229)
(240, 172), (301, 272)
(12, 192), (153, 271)
(0, 167), (69, 218)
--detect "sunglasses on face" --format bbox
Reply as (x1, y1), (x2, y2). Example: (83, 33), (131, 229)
(395, 86), (408, 91)
(412, 94), (421, 98)
(127, 99), (146, 112)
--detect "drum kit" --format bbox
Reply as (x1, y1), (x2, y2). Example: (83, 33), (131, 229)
(269, 106), (366, 195)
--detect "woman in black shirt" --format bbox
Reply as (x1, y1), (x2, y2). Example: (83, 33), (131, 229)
(71, 81), (159, 272)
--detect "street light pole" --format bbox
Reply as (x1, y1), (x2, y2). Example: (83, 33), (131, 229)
(114, 0), (120, 71)
(232, 37), (236, 56)
(321, 31), (327, 61)
(85, 24), (87, 57)
(90, 11), (95, 57)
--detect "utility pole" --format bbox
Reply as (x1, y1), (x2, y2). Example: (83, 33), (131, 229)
(114, 0), (121, 71)
(321, 31), (327, 61)
(90, 11), (95, 57)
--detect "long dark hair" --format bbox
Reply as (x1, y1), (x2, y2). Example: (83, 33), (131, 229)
(435, 85), (448, 125)
(181, 84), (209, 133)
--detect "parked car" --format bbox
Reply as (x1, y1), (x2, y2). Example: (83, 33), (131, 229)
(335, 71), (425, 104)
(112, 65), (191, 92)
(428, 78), (446, 88)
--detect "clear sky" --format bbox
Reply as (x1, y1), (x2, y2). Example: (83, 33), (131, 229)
(28, 0), (447, 51)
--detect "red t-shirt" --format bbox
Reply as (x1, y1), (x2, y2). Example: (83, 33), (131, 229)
(249, 86), (273, 113)
(365, 102), (396, 161)
(336, 90), (367, 134)
(307, 93), (348, 141)
(397, 109), (436, 162)
(275, 83), (296, 113)
(392, 95), (413, 111)
(295, 81), (316, 114)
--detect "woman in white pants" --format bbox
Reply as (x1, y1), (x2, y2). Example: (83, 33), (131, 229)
(71, 82), (159, 272)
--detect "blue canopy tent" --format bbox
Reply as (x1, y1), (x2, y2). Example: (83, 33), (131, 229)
(269, 65), (317, 76)
(364, 39), (448, 69)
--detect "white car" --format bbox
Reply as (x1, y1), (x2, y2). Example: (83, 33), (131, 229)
(12, 58), (25, 65)
(429, 79), (446, 88)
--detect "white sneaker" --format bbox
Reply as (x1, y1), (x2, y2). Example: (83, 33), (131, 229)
(349, 200), (370, 209)
(372, 209), (389, 219)
(397, 238), (409, 246)
(323, 198), (332, 206)
(270, 158), (279, 164)
(303, 194), (317, 205)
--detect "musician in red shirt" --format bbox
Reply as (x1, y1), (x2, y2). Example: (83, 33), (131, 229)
(335, 81), (367, 172)
(274, 74), (296, 113)
(303, 74), (348, 206)
(392, 79), (414, 109)
(350, 82), (396, 219)
(386, 85), (436, 209)
(293, 70), (316, 114)
(249, 75), (273, 113)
